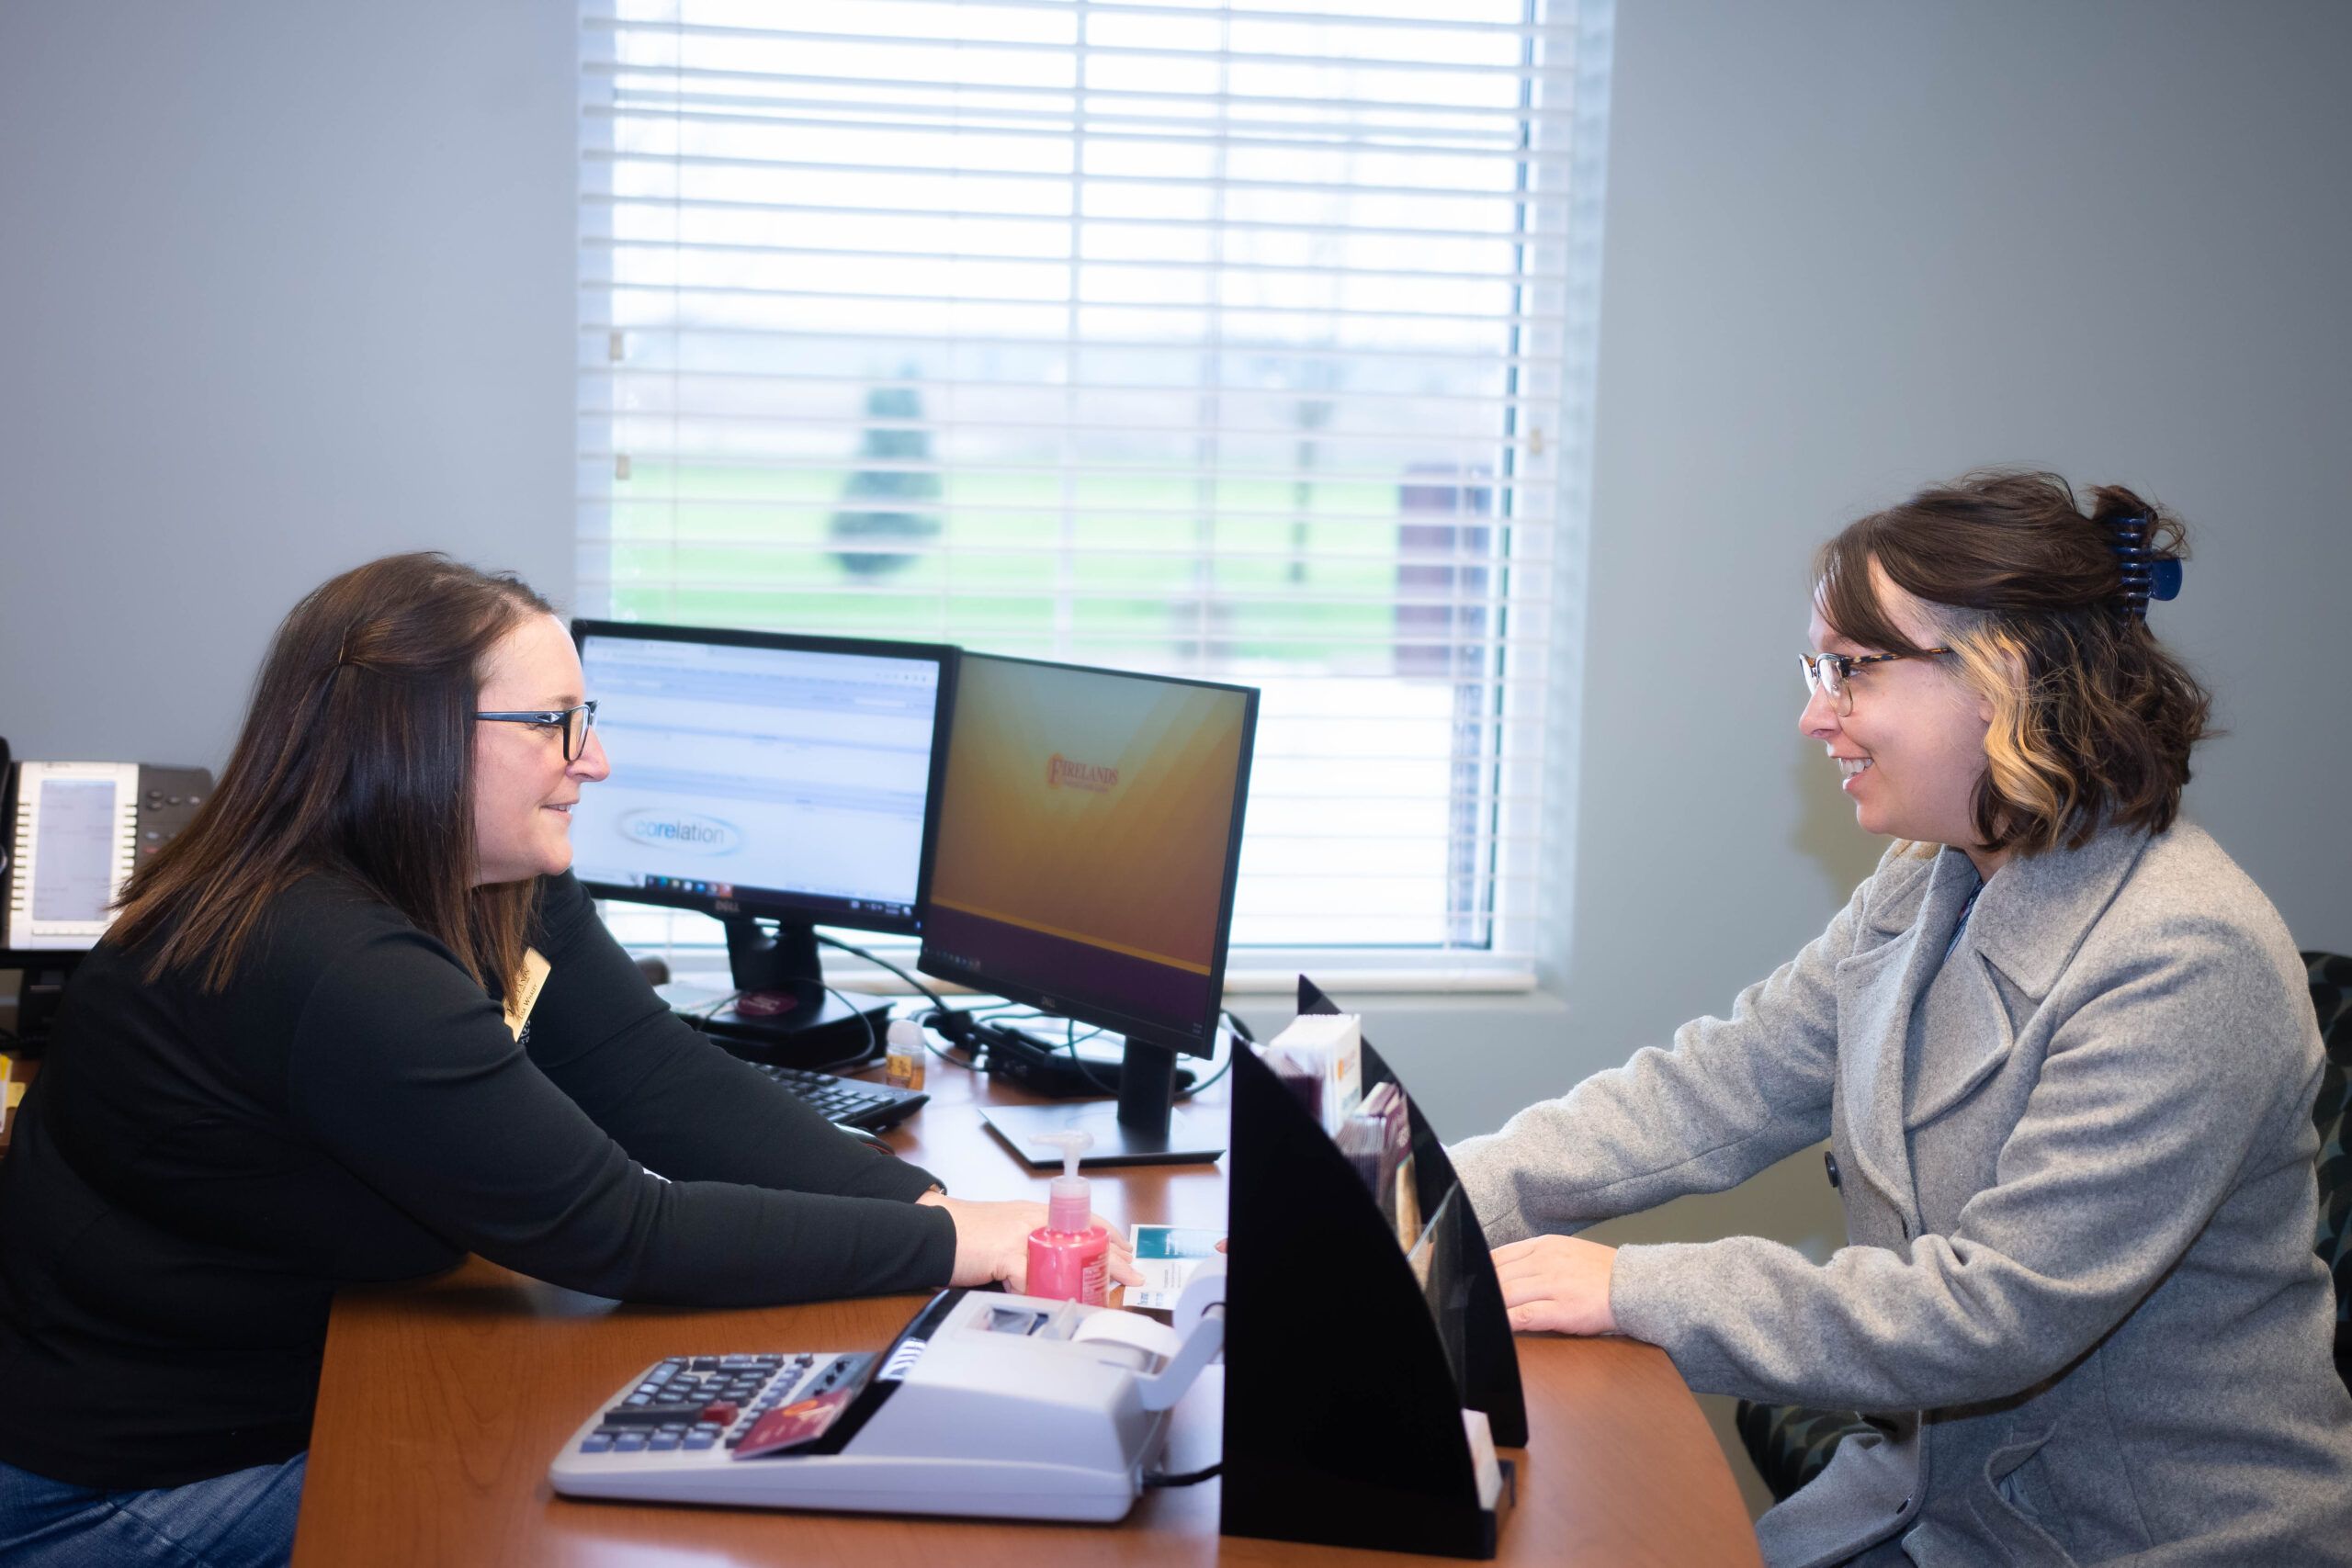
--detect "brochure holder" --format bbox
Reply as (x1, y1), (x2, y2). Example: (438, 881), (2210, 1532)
(1218, 976), (1528, 1559)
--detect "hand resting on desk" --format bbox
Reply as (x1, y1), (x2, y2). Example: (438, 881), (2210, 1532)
(1491, 1235), (1618, 1336)
(916, 1191), (1142, 1294)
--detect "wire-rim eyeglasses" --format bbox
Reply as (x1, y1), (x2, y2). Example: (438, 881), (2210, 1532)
(1797, 649), (1950, 716)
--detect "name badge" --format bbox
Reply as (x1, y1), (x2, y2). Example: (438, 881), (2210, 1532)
(503, 948), (552, 1041)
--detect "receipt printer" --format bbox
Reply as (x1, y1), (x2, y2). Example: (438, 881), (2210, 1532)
(550, 1283), (1226, 1523)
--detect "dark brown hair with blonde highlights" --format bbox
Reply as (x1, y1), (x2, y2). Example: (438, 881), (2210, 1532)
(109, 552), (554, 993)
(1814, 469), (2212, 857)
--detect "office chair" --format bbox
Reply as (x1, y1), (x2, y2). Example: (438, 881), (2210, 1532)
(1736, 949), (2352, 1503)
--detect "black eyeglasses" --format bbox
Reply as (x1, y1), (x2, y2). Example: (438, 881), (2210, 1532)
(1797, 649), (1951, 716)
(472, 700), (597, 761)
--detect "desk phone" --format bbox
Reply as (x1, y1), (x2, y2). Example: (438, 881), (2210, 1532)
(2, 761), (212, 953)
(550, 1286), (1223, 1524)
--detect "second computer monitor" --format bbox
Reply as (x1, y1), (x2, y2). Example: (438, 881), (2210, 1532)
(919, 652), (1257, 1162)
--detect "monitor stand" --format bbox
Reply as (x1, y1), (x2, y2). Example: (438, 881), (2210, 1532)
(693, 916), (890, 1068)
(980, 1036), (1226, 1168)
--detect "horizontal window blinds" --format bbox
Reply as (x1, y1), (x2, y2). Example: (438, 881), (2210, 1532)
(578, 0), (1609, 970)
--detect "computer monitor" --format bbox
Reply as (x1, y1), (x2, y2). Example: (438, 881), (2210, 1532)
(918, 651), (1258, 1166)
(570, 620), (956, 1066)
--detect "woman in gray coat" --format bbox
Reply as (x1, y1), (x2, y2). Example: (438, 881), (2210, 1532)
(1450, 471), (2352, 1567)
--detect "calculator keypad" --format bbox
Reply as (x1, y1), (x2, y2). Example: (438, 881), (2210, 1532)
(579, 1354), (833, 1458)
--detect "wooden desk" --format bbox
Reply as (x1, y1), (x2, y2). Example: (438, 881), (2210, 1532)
(294, 1060), (1760, 1567)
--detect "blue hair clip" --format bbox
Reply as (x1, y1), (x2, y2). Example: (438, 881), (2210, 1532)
(2108, 513), (2182, 621)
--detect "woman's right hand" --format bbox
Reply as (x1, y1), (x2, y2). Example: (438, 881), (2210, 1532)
(1491, 1234), (1618, 1336)
(914, 1191), (1137, 1293)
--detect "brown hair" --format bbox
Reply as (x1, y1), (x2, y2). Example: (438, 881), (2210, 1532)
(1815, 469), (2212, 856)
(110, 552), (554, 992)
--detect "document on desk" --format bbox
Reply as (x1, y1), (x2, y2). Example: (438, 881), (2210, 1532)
(1124, 1224), (1225, 1311)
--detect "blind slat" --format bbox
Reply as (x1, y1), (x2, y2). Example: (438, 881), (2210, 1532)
(596, 105), (1571, 164)
(586, 237), (1571, 288)
(586, 411), (1556, 449)
(582, 327), (1566, 367)
(585, 365), (1566, 412)
(593, 281), (1561, 331)
(582, 499), (1548, 530)
(586, 581), (1554, 613)
(590, 18), (1573, 80)
(582, 537), (1528, 569)
(584, 61), (1572, 125)
(584, 451), (1555, 488)
(598, 96), (1539, 151)
(584, 192), (1580, 246)
(590, 148), (1574, 209)
(592, 0), (1558, 42)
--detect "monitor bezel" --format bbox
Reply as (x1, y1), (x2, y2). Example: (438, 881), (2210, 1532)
(569, 618), (958, 941)
(916, 650), (1259, 1058)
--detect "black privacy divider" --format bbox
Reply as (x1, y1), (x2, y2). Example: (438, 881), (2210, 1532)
(1218, 976), (1527, 1559)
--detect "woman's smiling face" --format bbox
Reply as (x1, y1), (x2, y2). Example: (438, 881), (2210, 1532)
(1801, 559), (1999, 866)
(470, 613), (610, 886)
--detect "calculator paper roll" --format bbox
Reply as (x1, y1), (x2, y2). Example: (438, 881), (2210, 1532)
(1070, 1310), (1184, 1367)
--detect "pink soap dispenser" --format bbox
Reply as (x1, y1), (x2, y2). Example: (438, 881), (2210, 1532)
(1025, 1131), (1110, 1304)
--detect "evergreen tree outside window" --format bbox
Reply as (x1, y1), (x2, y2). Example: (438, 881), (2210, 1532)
(831, 379), (943, 578)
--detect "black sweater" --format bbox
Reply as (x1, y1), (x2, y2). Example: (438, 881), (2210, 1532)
(0, 871), (956, 1488)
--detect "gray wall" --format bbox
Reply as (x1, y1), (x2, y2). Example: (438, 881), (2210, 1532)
(6, 0), (2349, 1519)
(0, 2), (580, 767)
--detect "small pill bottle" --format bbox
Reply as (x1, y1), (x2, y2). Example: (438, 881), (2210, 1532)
(884, 1019), (926, 1092)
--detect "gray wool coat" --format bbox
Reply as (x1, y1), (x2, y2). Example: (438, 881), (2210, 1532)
(1450, 824), (2352, 1567)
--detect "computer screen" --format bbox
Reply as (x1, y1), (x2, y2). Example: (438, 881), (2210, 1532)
(570, 621), (956, 1061)
(27, 779), (121, 925)
(919, 652), (1257, 1061)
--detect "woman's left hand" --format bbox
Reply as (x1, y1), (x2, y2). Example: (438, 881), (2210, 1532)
(1491, 1235), (1618, 1335)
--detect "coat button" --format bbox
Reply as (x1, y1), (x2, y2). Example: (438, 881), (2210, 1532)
(1824, 1151), (1841, 1189)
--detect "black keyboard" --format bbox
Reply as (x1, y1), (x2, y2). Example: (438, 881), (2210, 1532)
(752, 1064), (927, 1133)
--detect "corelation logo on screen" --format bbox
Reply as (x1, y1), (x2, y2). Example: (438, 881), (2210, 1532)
(1046, 753), (1119, 793)
(617, 808), (741, 857)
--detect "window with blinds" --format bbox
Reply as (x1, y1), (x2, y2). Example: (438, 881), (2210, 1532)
(577, 0), (1611, 985)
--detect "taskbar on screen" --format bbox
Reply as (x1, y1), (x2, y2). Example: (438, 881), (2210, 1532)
(623, 874), (914, 925)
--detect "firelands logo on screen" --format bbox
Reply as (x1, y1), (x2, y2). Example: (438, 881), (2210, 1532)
(1046, 753), (1119, 793)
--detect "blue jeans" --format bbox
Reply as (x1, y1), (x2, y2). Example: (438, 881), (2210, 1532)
(0, 1453), (305, 1568)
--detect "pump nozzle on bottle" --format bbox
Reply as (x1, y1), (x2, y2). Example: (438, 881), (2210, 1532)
(1029, 1131), (1095, 1235)
(1024, 1131), (1108, 1303)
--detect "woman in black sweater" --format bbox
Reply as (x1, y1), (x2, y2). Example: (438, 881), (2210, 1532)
(0, 554), (1104, 1568)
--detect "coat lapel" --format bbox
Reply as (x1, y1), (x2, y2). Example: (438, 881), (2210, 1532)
(1895, 829), (2151, 1129)
(1904, 952), (2018, 1130)
(1966, 827), (2153, 1002)
(1834, 848), (1970, 1228)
